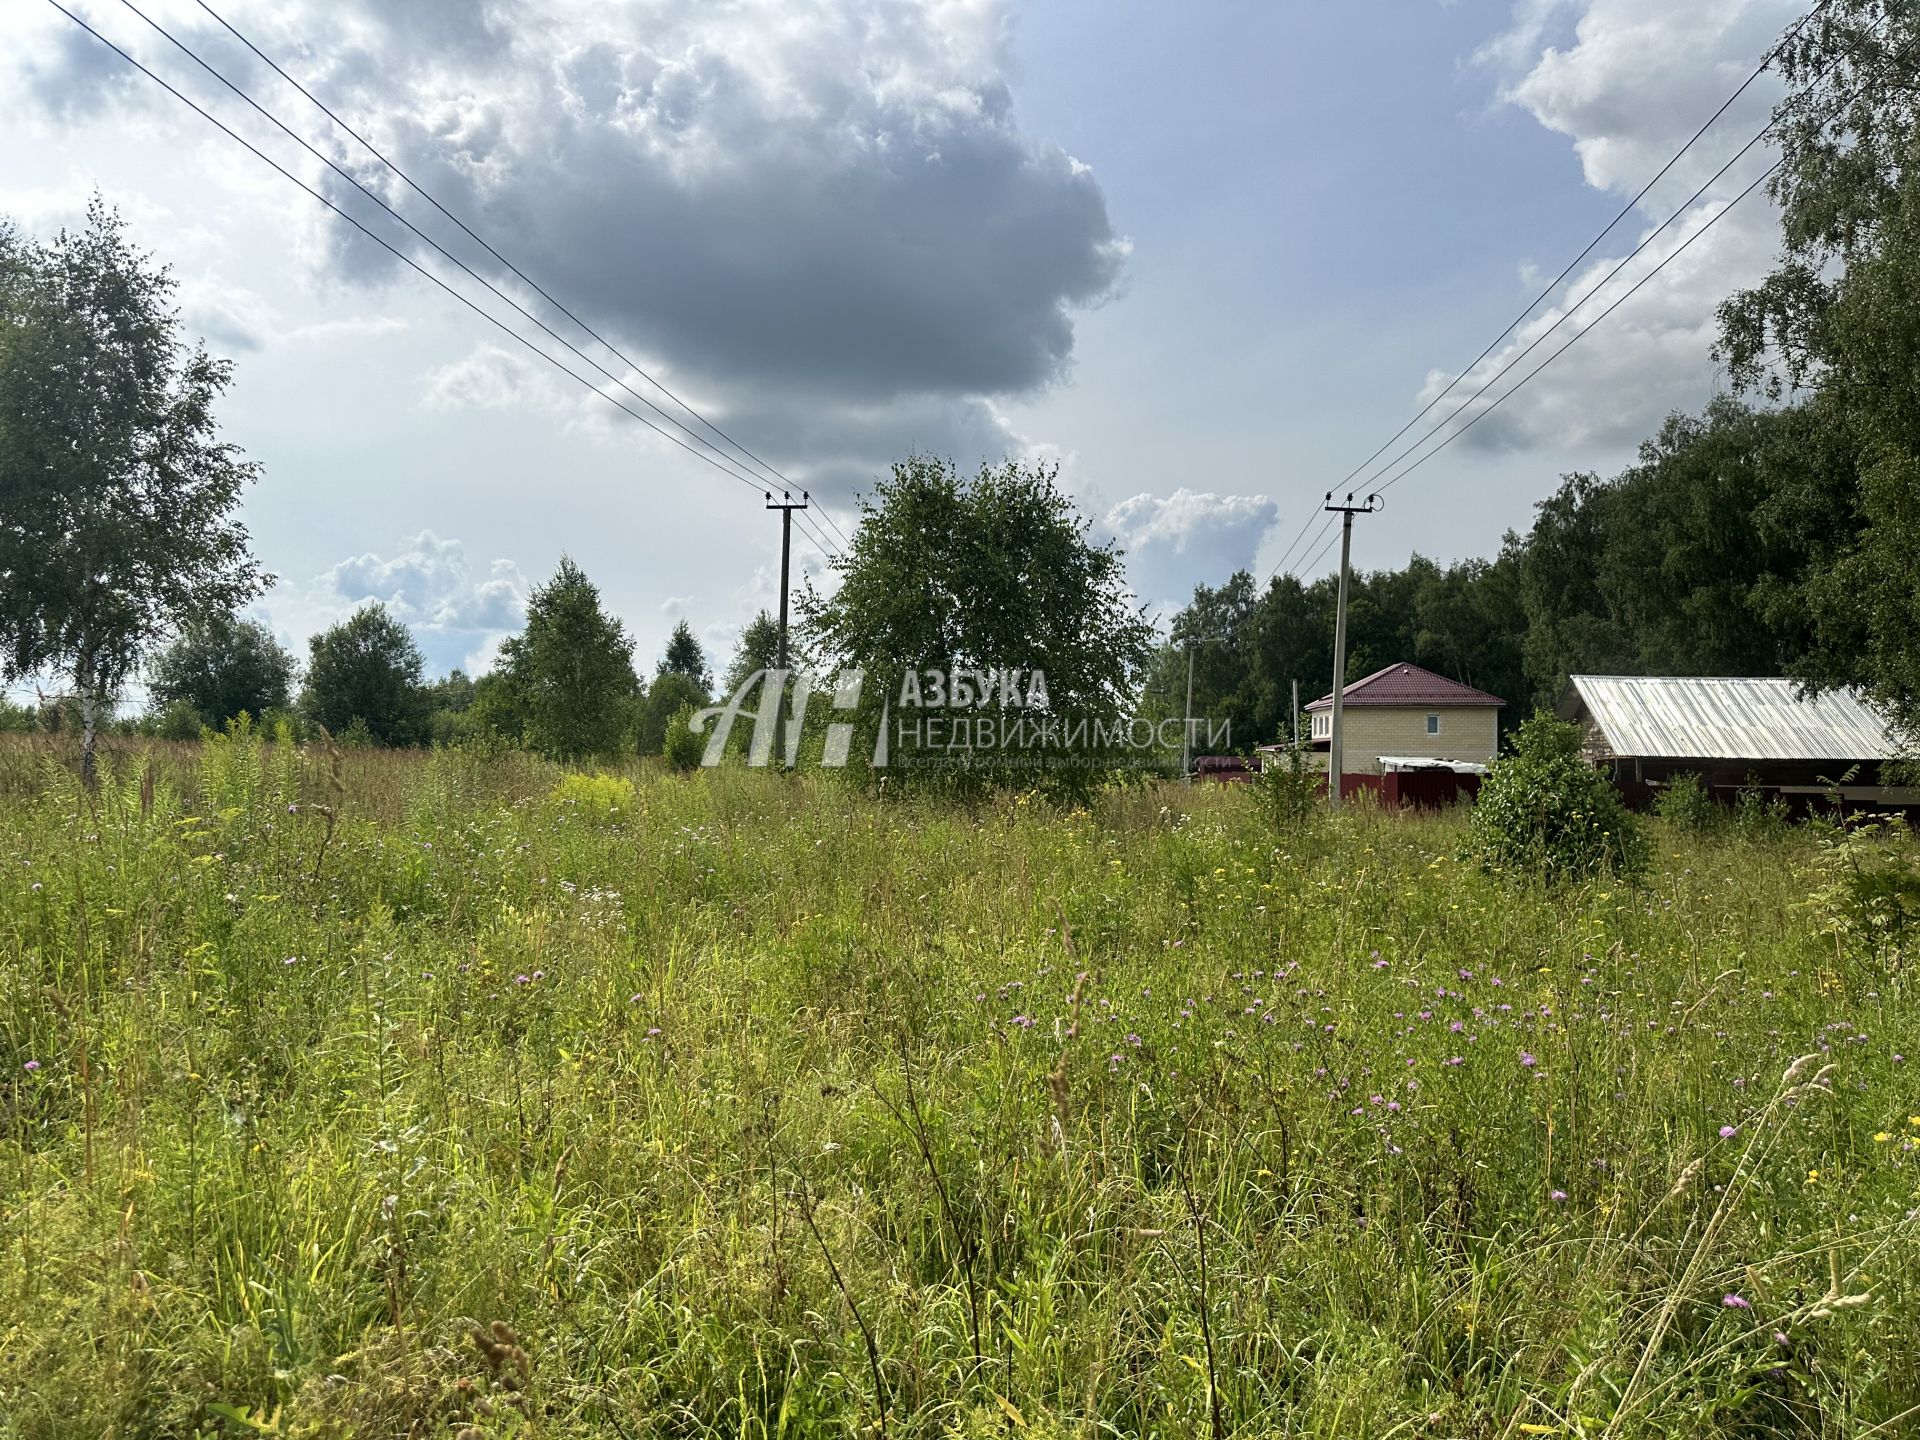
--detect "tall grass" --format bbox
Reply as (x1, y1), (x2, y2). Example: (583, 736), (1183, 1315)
(0, 731), (1915, 1437)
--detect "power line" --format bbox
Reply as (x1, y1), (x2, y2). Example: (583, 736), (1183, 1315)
(108, 0), (832, 539)
(44, 0), (843, 572)
(1325, 0), (1834, 497)
(1371, 160), (1783, 496)
(191, 0), (848, 547)
(1261, 0), (1834, 585)
(1369, 20), (1919, 497)
(1349, 98), (1787, 497)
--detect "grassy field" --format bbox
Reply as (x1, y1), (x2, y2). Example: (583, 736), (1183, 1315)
(1, 729), (1916, 1438)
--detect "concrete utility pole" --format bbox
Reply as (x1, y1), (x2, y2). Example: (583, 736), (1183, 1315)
(1323, 490), (1381, 810)
(766, 489), (809, 767)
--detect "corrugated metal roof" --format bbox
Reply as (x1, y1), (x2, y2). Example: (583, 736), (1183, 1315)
(1305, 662), (1504, 711)
(1561, 675), (1903, 762)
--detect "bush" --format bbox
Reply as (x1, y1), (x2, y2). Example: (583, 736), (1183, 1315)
(1807, 815), (1920, 972)
(1733, 774), (1791, 838)
(663, 702), (706, 773)
(1467, 714), (1649, 884)
(1251, 744), (1320, 835)
(1653, 772), (1718, 832)
(150, 698), (205, 742)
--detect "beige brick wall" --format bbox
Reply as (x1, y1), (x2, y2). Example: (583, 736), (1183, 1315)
(1315, 706), (1498, 774)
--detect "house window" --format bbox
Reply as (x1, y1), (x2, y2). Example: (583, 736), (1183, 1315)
(1425, 713), (1441, 736)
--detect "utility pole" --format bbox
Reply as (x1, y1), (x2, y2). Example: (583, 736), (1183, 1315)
(766, 489), (809, 768)
(1323, 490), (1381, 810)
(1291, 678), (1300, 748)
(1180, 634), (1230, 781)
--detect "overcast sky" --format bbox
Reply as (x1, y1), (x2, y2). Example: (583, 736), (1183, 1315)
(2, 0), (1800, 688)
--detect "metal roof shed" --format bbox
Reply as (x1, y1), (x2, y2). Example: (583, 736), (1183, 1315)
(1558, 675), (1913, 808)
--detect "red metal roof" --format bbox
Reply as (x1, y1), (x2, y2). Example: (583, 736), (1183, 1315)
(1305, 662), (1503, 711)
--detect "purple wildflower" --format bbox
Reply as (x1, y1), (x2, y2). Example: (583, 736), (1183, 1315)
(22, 1060), (40, 1072)
(1722, 1294), (1751, 1309)
(1719, 1125), (1738, 1139)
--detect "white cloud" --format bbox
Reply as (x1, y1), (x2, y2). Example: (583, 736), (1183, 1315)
(1105, 489), (1278, 616)
(420, 344), (558, 412)
(1458, 0), (1802, 453)
(293, 530), (530, 674)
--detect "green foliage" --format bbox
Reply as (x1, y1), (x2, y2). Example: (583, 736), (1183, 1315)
(1715, 3), (1920, 744)
(300, 604), (427, 746)
(1733, 774), (1793, 840)
(1467, 714), (1649, 883)
(1807, 815), (1920, 973)
(0, 759), (1914, 1435)
(637, 671), (707, 757)
(1653, 772), (1719, 833)
(801, 454), (1154, 797)
(656, 618), (711, 693)
(146, 615), (295, 729)
(722, 609), (781, 695)
(662, 701), (705, 772)
(149, 698), (205, 742)
(1148, 554), (1528, 750)
(0, 696), (37, 734)
(546, 771), (636, 822)
(1250, 743), (1321, 836)
(0, 195), (267, 782)
(497, 556), (639, 762)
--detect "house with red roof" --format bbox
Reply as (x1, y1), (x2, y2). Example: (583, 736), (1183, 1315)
(1304, 662), (1503, 776)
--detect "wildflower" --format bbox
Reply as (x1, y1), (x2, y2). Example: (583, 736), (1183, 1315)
(514, 974), (531, 986)
(1722, 1294), (1750, 1310)
(531, 970), (545, 982)
(1549, 1189), (1567, 1203)
(628, 993), (643, 1004)
(1719, 1125), (1738, 1139)
(1011, 1014), (1035, 1029)
(646, 1027), (662, 1037)
(1806, 1169), (1821, 1183)
(22, 1060), (40, 1072)
(1520, 1052), (1537, 1068)
(1874, 1131), (1892, 1143)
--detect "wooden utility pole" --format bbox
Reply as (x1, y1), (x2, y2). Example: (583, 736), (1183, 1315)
(766, 489), (809, 767)
(1323, 491), (1380, 810)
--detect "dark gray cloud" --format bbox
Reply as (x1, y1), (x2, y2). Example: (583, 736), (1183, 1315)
(34, 0), (1124, 415)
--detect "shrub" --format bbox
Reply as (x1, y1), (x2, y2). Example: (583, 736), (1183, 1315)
(663, 702), (706, 773)
(1653, 772), (1718, 832)
(150, 698), (205, 741)
(1733, 773), (1791, 838)
(1807, 815), (1920, 972)
(1251, 744), (1320, 835)
(1467, 714), (1648, 883)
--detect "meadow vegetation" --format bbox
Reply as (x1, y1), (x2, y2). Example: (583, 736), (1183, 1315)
(1, 729), (1917, 1437)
